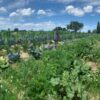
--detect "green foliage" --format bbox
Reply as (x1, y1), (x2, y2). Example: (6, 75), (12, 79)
(0, 57), (9, 70)
(0, 84), (17, 100)
(53, 26), (67, 31)
(20, 43), (97, 100)
(96, 22), (100, 34)
(0, 31), (100, 100)
(67, 21), (84, 32)
(28, 46), (42, 59)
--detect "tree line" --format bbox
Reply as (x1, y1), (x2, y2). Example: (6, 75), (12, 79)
(54, 21), (100, 34)
(0, 21), (100, 34)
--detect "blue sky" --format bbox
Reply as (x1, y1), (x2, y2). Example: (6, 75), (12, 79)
(0, 0), (100, 31)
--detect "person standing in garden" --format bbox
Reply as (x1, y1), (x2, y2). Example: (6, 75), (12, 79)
(54, 31), (60, 47)
(54, 31), (60, 43)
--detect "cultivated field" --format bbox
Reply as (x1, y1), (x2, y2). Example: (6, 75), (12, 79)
(0, 31), (100, 100)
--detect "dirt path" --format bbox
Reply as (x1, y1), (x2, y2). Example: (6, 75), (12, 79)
(87, 61), (97, 72)
(91, 94), (99, 100)
(20, 51), (29, 59)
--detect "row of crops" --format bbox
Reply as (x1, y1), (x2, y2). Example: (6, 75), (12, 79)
(0, 31), (100, 100)
(0, 31), (93, 63)
(0, 31), (93, 45)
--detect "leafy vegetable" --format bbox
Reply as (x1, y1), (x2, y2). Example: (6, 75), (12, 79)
(8, 53), (20, 63)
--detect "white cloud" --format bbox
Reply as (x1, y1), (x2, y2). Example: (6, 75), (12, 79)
(0, 17), (11, 27)
(0, 7), (7, 12)
(49, 0), (74, 3)
(7, 0), (33, 9)
(82, 24), (96, 32)
(0, 18), (56, 30)
(37, 9), (46, 15)
(83, 5), (93, 13)
(0, 17), (56, 30)
(19, 21), (56, 30)
(46, 9), (54, 16)
(49, 0), (100, 6)
(96, 7), (100, 13)
(16, 8), (35, 16)
(9, 12), (19, 17)
(37, 9), (54, 16)
(0, 16), (94, 31)
(64, 5), (94, 17)
(9, 8), (35, 17)
(65, 5), (84, 17)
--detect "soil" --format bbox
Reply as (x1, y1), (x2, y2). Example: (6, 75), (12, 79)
(20, 51), (29, 59)
(87, 61), (97, 72)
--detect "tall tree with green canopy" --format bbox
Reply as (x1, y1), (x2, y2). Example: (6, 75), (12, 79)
(96, 22), (100, 34)
(67, 21), (84, 32)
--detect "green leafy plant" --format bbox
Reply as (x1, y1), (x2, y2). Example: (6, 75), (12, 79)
(28, 47), (42, 60)
(0, 57), (9, 70)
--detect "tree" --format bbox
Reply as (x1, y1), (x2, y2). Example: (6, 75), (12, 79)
(92, 29), (96, 33)
(14, 28), (19, 32)
(67, 21), (84, 32)
(53, 27), (67, 31)
(62, 28), (67, 31)
(88, 30), (91, 33)
(96, 22), (100, 34)
(8, 28), (10, 31)
(54, 27), (63, 31)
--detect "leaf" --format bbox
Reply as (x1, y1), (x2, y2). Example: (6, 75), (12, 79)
(62, 71), (69, 86)
(50, 77), (60, 86)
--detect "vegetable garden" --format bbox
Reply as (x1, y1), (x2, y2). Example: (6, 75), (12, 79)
(0, 31), (100, 100)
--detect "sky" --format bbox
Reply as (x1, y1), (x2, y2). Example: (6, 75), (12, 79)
(0, 0), (100, 31)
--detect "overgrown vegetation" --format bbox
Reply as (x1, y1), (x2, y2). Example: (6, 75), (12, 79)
(0, 30), (100, 100)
